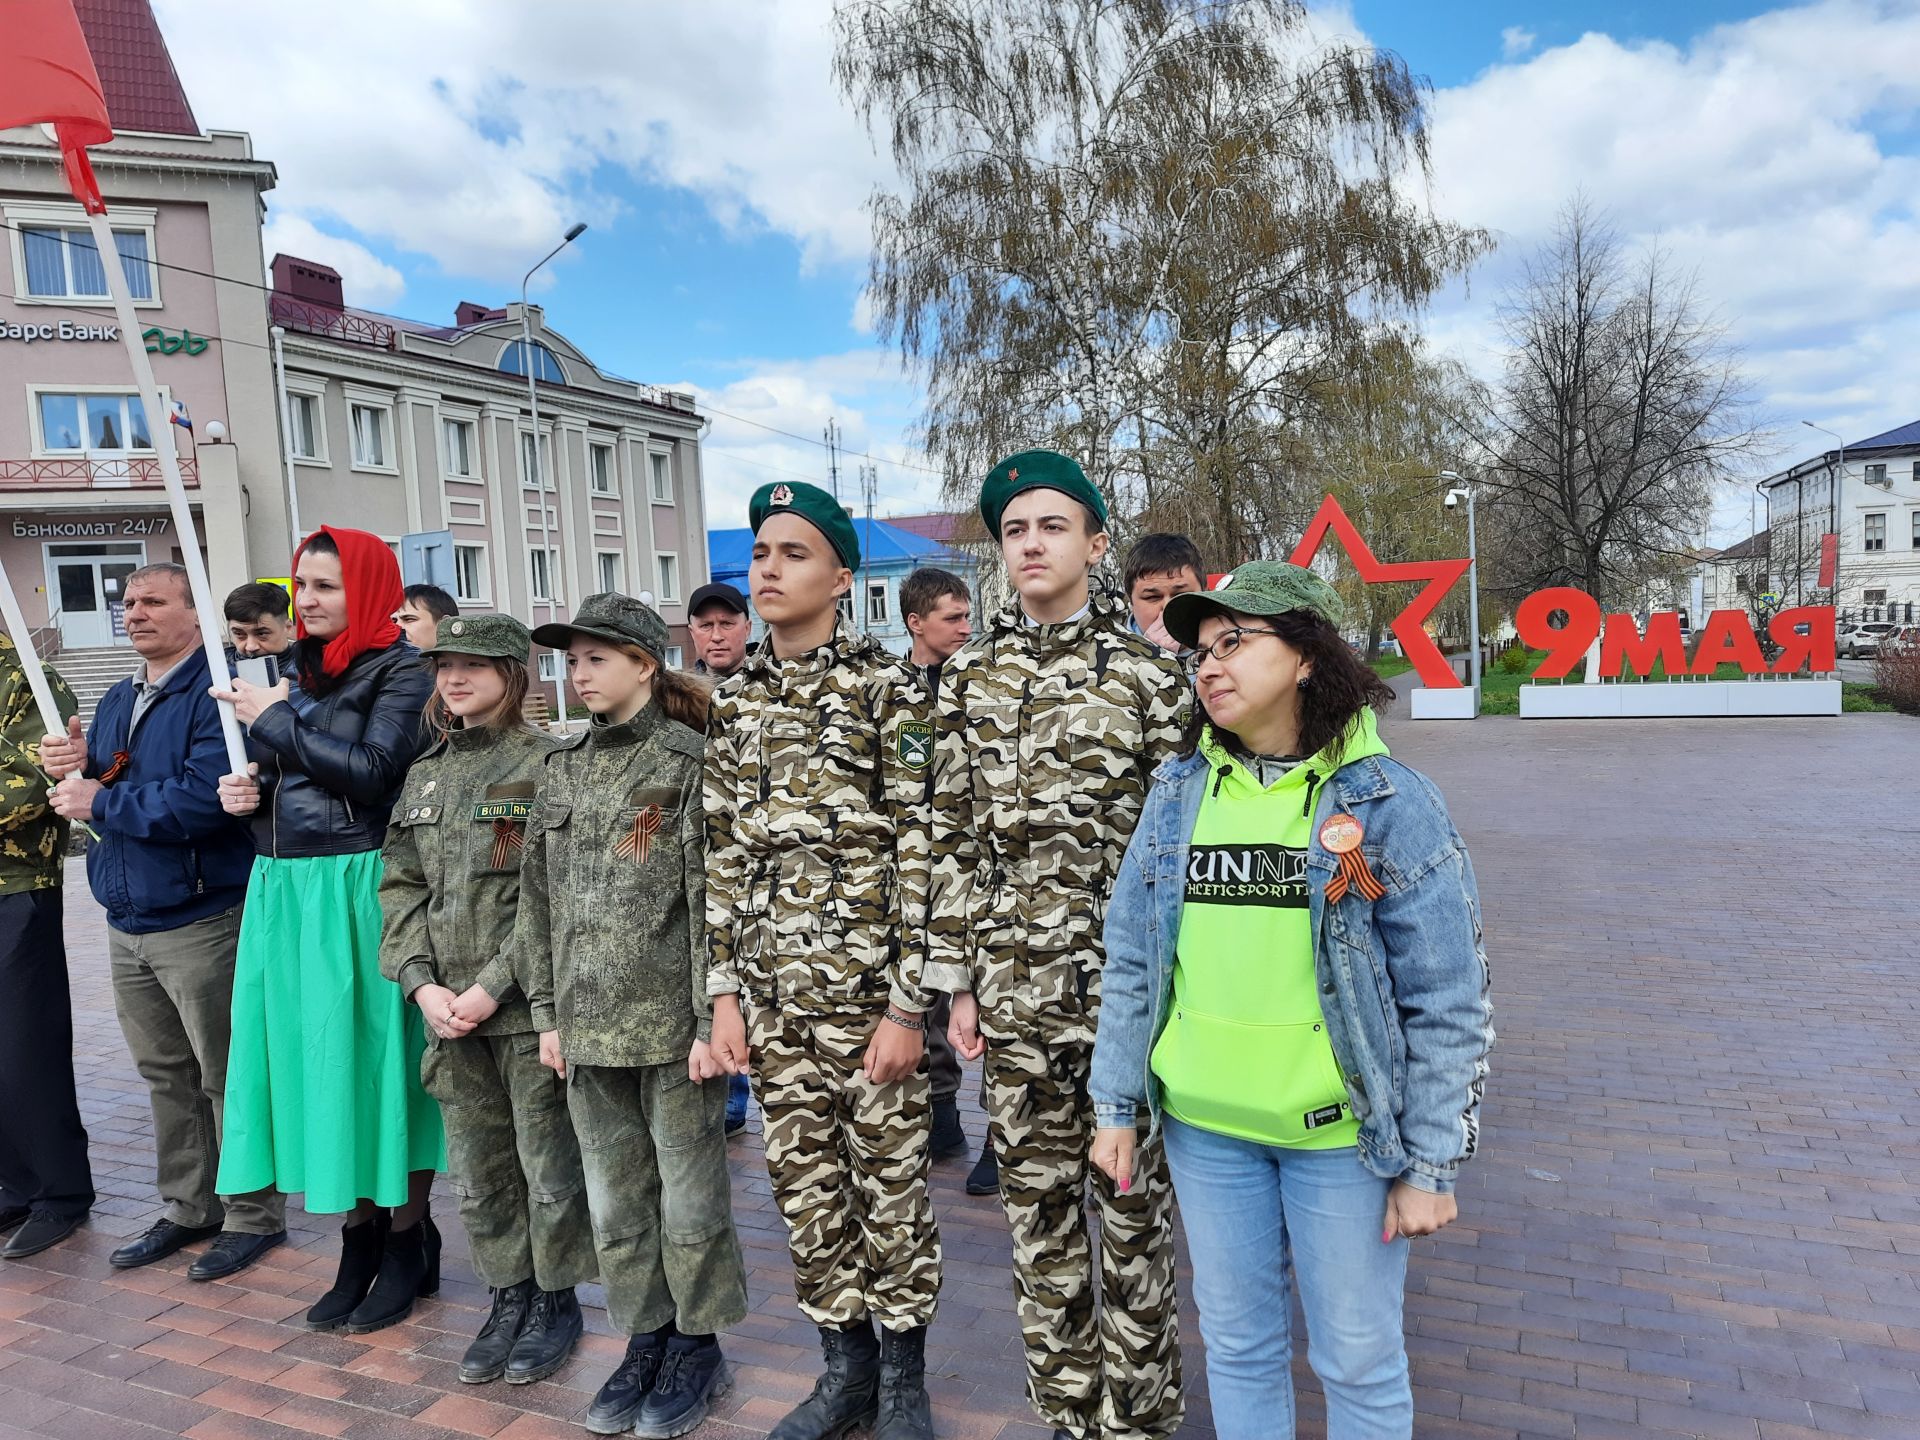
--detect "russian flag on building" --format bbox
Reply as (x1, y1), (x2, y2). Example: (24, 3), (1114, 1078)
(171, 399), (192, 433)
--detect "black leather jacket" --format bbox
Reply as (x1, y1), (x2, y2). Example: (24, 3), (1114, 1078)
(246, 640), (432, 859)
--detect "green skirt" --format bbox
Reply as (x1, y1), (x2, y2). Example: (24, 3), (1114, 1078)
(218, 852), (445, 1213)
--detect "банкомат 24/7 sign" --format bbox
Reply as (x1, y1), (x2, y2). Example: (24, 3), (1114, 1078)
(1275, 495), (1840, 720)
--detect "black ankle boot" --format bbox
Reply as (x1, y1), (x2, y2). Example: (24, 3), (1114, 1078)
(345, 1214), (440, 1334)
(768, 1319), (880, 1440)
(305, 1212), (390, 1331)
(873, 1325), (933, 1440)
(459, 1279), (534, 1384)
(505, 1286), (582, 1385)
(929, 1098), (968, 1161)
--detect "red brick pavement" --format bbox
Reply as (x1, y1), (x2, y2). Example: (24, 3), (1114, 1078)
(2, 711), (1917, 1439)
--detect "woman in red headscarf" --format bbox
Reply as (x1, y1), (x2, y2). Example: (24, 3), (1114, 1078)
(212, 527), (446, 1334)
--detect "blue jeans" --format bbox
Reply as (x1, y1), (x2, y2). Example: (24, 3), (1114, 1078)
(726, 1072), (750, 1127)
(1163, 1116), (1412, 1440)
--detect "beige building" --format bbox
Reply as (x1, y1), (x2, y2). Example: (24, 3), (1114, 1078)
(0, 0), (282, 667)
(268, 258), (713, 674)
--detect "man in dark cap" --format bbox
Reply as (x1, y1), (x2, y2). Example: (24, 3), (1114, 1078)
(687, 581), (752, 682)
(704, 480), (941, 1440)
(910, 448), (1190, 1440)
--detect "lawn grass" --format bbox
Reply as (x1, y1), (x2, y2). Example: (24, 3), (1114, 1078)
(1368, 653), (1412, 679)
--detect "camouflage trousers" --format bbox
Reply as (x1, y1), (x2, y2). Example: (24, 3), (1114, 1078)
(748, 1007), (942, 1329)
(567, 1063), (749, 1336)
(984, 1034), (1182, 1440)
(420, 1032), (595, 1292)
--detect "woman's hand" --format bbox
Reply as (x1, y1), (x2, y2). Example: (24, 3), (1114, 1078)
(217, 764), (262, 816)
(709, 996), (750, 1076)
(449, 985), (498, 1026)
(948, 990), (986, 1061)
(538, 1030), (566, 1078)
(414, 983), (474, 1040)
(210, 675), (290, 728)
(688, 1039), (725, 1083)
(1091, 1126), (1137, 1194)
(1383, 1180), (1457, 1241)
(863, 1011), (925, 1084)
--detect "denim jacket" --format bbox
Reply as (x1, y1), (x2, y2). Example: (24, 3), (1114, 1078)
(1088, 745), (1494, 1195)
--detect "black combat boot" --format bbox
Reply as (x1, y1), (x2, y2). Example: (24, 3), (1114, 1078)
(929, 1097), (968, 1161)
(965, 1142), (999, 1195)
(346, 1214), (440, 1334)
(872, 1325), (934, 1440)
(505, 1286), (583, 1384)
(768, 1319), (881, 1440)
(459, 1279), (533, 1384)
(633, 1332), (730, 1438)
(305, 1212), (389, 1331)
(586, 1329), (667, 1435)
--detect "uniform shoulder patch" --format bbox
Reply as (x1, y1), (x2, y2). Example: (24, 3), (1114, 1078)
(897, 719), (934, 771)
(660, 721), (707, 760)
(473, 798), (536, 822)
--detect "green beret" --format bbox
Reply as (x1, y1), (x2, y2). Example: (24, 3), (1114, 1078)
(750, 480), (860, 570)
(978, 449), (1109, 536)
(422, 612), (533, 662)
(1163, 560), (1345, 647)
(531, 591), (669, 664)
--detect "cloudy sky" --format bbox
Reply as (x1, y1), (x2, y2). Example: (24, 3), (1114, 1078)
(152, 0), (1920, 543)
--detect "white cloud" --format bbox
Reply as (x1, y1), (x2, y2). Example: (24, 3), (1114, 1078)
(1500, 25), (1537, 59)
(151, 0), (887, 287)
(258, 213), (405, 309)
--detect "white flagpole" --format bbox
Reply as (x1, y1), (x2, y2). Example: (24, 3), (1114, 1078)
(85, 210), (248, 774)
(0, 561), (67, 742)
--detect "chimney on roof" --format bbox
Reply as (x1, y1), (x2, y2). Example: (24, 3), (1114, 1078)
(454, 301), (492, 327)
(271, 254), (344, 312)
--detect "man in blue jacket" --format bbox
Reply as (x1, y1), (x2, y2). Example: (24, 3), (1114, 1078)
(42, 563), (285, 1279)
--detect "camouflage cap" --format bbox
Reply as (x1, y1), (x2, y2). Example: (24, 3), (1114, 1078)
(750, 480), (860, 571)
(422, 612), (533, 661)
(1163, 560), (1345, 647)
(531, 591), (669, 663)
(979, 448), (1109, 536)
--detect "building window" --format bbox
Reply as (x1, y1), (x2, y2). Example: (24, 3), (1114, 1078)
(537, 652), (562, 682)
(649, 451), (673, 503)
(529, 547), (562, 602)
(838, 592), (854, 622)
(665, 644), (685, 670)
(1912, 512), (1920, 550)
(1734, 574), (1750, 596)
(1865, 513), (1886, 552)
(589, 442), (615, 495)
(350, 403), (392, 469)
(867, 580), (889, 624)
(443, 418), (477, 478)
(20, 225), (154, 301)
(453, 545), (488, 603)
(286, 392), (322, 460)
(1865, 463), (1887, 486)
(520, 431), (553, 490)
(499, 341), (566, 384)
(597, 551), (623, 594)
(1864, 588), (1887, 606)
(655, 553), (680, 604)
(35, 391), (153, 453)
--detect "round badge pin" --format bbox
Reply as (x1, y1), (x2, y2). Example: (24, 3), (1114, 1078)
(1319, 813), (1364, 854)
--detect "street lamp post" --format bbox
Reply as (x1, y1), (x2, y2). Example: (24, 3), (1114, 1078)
(522, 222), (587, 729)
(1441, 471), (1481, 694)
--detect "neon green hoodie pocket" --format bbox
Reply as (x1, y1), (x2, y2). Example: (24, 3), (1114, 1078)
(1152, 1003), (1357, 1148)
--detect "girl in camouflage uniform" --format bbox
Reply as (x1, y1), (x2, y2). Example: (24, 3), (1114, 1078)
(513, 593), (748, 1440)
(379, 614), (595, 1391)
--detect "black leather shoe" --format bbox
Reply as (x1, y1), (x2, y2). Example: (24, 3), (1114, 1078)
(460, 1280), (533, 1384)
(110, 1218), (220, 1270)
(634, 1334), (729, 1439)
(965, 1144), (999, 1196)
(505, 1286), (581, 1385)
(1, 1211), (84, 1260)
(929, 1098), (968, 1161)
(0, 1206), (30, 1235)
(585, 1330), (667, 1435)
(188, 1230), (285, 1281)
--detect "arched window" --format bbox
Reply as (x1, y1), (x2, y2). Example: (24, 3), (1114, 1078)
(499, 340), (567, 384)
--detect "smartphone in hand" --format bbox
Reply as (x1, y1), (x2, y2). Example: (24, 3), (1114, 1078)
(234, 655), (280, 689)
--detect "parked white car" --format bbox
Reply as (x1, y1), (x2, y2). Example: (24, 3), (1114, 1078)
(1840, 622), (1899, 658)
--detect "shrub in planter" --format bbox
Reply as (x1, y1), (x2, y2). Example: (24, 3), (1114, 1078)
(1873, 637), (1920, 714)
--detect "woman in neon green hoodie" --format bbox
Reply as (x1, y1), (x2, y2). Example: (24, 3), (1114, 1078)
(1089, 560), (1494, 1440)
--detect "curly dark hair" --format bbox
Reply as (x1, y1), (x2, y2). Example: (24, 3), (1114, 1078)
(1178, 607), (1396, 761)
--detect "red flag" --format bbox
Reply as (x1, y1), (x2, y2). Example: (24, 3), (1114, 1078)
(0, 0), (114, 213)
(1818, 532), (1838, 591)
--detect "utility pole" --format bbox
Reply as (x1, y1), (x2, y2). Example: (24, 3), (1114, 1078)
(824, 417), (842, 503)
(860, 461), (878, 635)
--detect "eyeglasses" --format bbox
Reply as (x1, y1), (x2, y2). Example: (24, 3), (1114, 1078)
(1179, 625), (1282, 675)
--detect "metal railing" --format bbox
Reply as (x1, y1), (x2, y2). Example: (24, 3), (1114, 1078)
(0, 457), (200, 488)
(268, 294), (398, 350)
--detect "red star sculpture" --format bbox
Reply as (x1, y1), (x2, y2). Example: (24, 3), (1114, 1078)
(1287, 495), (1472, 689)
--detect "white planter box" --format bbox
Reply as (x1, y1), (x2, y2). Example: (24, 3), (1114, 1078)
(1518, 680), (1841, 719)
(1411, 685), (1480, 720)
